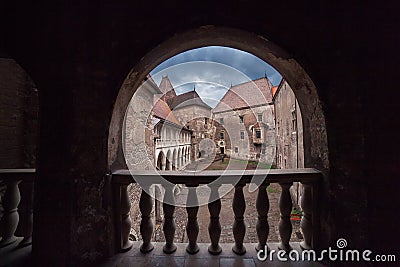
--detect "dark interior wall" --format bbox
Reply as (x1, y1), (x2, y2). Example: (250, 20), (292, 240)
(0, 59), (38, 168)
(1, 1), (399, 265)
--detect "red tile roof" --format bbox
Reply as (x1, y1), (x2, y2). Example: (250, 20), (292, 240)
(271, 86), (278, 97)
(213, 77), (273, 113)
(152, 98), (181, 125)
(170, 90), (211, 110)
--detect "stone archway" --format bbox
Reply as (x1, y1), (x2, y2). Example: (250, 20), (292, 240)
(107, 26), (330, 251)
(108, 26), (328, 174)
(156, 151), (165, 170)
(172, 149), (178, 170)
(178, 148), (182, 169)
(165, 149), (172, 171)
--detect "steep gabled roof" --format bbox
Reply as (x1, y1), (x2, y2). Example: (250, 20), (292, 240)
(158, 76), (177, 106)
(213, 77), (273, 113)
(170, 90), (211, 110)
(152, 98), (181, 126)
(142, 74), (162, 94)
(158, 75), (175, 94)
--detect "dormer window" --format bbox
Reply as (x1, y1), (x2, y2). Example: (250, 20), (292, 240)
(239, 115), (244, 123)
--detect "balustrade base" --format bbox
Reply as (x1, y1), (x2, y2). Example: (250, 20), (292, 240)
(101, 242), (326, 267)
(255, 243), (269, 253)
(278, 242), (293, 252)
(163, 243), (177, 254)
(0, 236), (18, 248)
(186, 244), (199, 254)
(140, 243), (154, 253)
(232, 244), (246, 255)
(300, 241), (312, 250)
(17, 237), (32, 248)
(121, 240), (134, 252)
(208, 244), (222, 255)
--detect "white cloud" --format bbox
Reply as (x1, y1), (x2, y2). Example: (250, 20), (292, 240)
(151, 61), (255, 107)
(149, 47), (283, 107)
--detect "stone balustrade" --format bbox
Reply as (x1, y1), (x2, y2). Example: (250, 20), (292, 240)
(155, 139), (191, 148)
(112, 168), (321, 255)
(0, 169), (35, 248)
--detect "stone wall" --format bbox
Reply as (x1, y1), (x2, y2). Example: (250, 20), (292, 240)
(124, 84), (157, 170)
(274, 80), (304, 169)
(213, 104), (275, 165)
(0, 59), (38, 169)
(173, 105), (213, 160)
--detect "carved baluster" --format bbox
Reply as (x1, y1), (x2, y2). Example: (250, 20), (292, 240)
(256, 183), (269, 254)
(208, 184), (222, 255)
(154, 186), (163, 223)
(0, 179), (21, 247)
(300, 183), (313, 250)
(16, 179), (34, 247)
(120, 184), (133, 251)
(278, 182), (293, 251)
(186, 185), (199, 254)
(232, 184), (246, 255)
(163, 184), (177, 254)
(140, 186), (154, 253)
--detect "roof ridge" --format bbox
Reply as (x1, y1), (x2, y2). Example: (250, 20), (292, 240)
(230, 76), (270, 89)
(213, 77), (273, 112)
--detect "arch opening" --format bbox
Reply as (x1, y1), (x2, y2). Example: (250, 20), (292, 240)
(109, 27), (329, 173)
(109, 26), (329, 247)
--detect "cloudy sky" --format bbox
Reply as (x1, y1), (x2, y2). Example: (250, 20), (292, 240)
(149, 46), (282, 107)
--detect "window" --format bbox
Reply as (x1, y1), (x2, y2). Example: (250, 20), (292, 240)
(240, 131), (245, 139)
(258, 114), (263, 122)
(219, 118), (224, 125)
(239, 115), (244, 123)
(220, 131), (224, 139)
(291, 110), (297, 131)
(205, 118), (208, 124)
(256, 130), (261, 139)
(234, 147), (238, 153)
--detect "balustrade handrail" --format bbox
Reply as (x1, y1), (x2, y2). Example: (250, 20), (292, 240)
(112, 168), (321, 185)
(155, 139), (190, 148)
(0, 168), (36, 176)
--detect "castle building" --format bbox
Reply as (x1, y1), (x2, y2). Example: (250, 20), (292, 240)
(212, 77), (276, 165)
(152, 97), (192, 170)
(158, 76), (215, 161)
